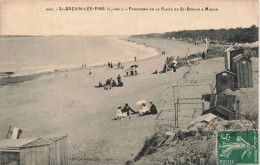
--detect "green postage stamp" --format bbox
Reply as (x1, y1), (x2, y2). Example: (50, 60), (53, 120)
(217, 130), (258, 164)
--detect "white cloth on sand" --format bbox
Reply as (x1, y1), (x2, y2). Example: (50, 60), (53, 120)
(139, 105), (149, 114)
(117, 109), (123, 117)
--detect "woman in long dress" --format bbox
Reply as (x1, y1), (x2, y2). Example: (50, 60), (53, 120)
(139, 103), (149, 116)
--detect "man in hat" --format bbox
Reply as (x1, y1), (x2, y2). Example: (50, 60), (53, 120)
(121, 103), (136, 116)
(149, 101), (157, 115)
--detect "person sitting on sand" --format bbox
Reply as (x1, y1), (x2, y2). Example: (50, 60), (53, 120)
(95, 82), (103, 88)
(134, 67), (138, 76)
(149, 101), (157, 115)
(112, 80), (117, 87)
(118, 81), (123, 87)
(121, 103), (137, 116)
(172, 59), (177, 72)
(104, 78), (112, 90)
(139, 103), (149, 116)
(152, 70), (158, 74)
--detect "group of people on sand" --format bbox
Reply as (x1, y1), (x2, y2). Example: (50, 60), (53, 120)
(117, 61), (124, 69)
(108, 62), (113, 68)
(162, 56), (178, 73)
(152, 56), (178, 74)
(114, 101), (157, 120)
(95, 74), (123, 90)
(107, 61), (124, 69)
(125, 65), (138, 77)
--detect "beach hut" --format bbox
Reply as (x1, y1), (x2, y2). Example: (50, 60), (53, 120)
(216, 70), (236, 94)
(232, 54), (253, 88)
(0, 138), (38, 165)
(209, 94), (237, 111)
(0, 135), (68, 165)
(224, 47), (244, 71)
(201, 105), (236, 120)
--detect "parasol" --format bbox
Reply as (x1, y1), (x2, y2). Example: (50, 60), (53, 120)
(131, 64), (138, 68)
(136, 100), (147, 105)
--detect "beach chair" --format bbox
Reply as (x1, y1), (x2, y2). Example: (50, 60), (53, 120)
(6, 126), (22, 139)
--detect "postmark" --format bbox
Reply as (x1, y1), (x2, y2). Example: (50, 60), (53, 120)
(217, 130), (258, 164)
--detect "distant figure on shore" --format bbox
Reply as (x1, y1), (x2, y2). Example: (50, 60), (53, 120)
(162, 51), (165, 55)
(108, 62), (111, 68)
(118, 61), (121, 69)
(89, 68), (92, 75)
(134, 56), (137, 62)
(65, 70), (68, 77)
(121, 103), (137, 116)
(139, 103), (149, 116)
(111, 62), (113, 68)
(125, 69), (129, 77)
(95, 82), (103, 88)
(202, 52), (206, 60)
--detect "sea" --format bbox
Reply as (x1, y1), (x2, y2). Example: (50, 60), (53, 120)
(0, 36), (158, 77)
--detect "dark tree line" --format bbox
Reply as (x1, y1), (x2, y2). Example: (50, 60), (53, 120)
(131, 25), (258, 43)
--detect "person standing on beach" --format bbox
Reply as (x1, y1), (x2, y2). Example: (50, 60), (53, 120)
(65, 70), (68, 78)
(202, 52), (206, 60)
(134, 56), (136, 62)
(89, 67), (92, 75)
(117, 74), (121, 84)
(118, 61), (121, 68)
(109, 78), (113, 88)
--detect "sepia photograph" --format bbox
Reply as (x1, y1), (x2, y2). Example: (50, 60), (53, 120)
(0, 0), (259, 164)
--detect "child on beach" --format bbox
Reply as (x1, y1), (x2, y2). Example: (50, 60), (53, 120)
(116, 106), (123, 119)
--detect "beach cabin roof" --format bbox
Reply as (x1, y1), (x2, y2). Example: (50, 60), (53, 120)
(224, 47), (236, 52)
(232, 54), (250, 63)
(220, 89), (237, 96)
(20, 135), (68, 148)
(216, 70), (236, 76)
(0, 138), (38, 152)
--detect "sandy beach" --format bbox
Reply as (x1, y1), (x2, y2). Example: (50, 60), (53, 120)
(0, 37), (258, 165)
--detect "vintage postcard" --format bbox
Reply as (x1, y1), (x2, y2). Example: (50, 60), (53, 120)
(0, 0), (259, 164)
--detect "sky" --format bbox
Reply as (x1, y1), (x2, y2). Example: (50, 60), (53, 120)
(0, 0), (259, 36)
